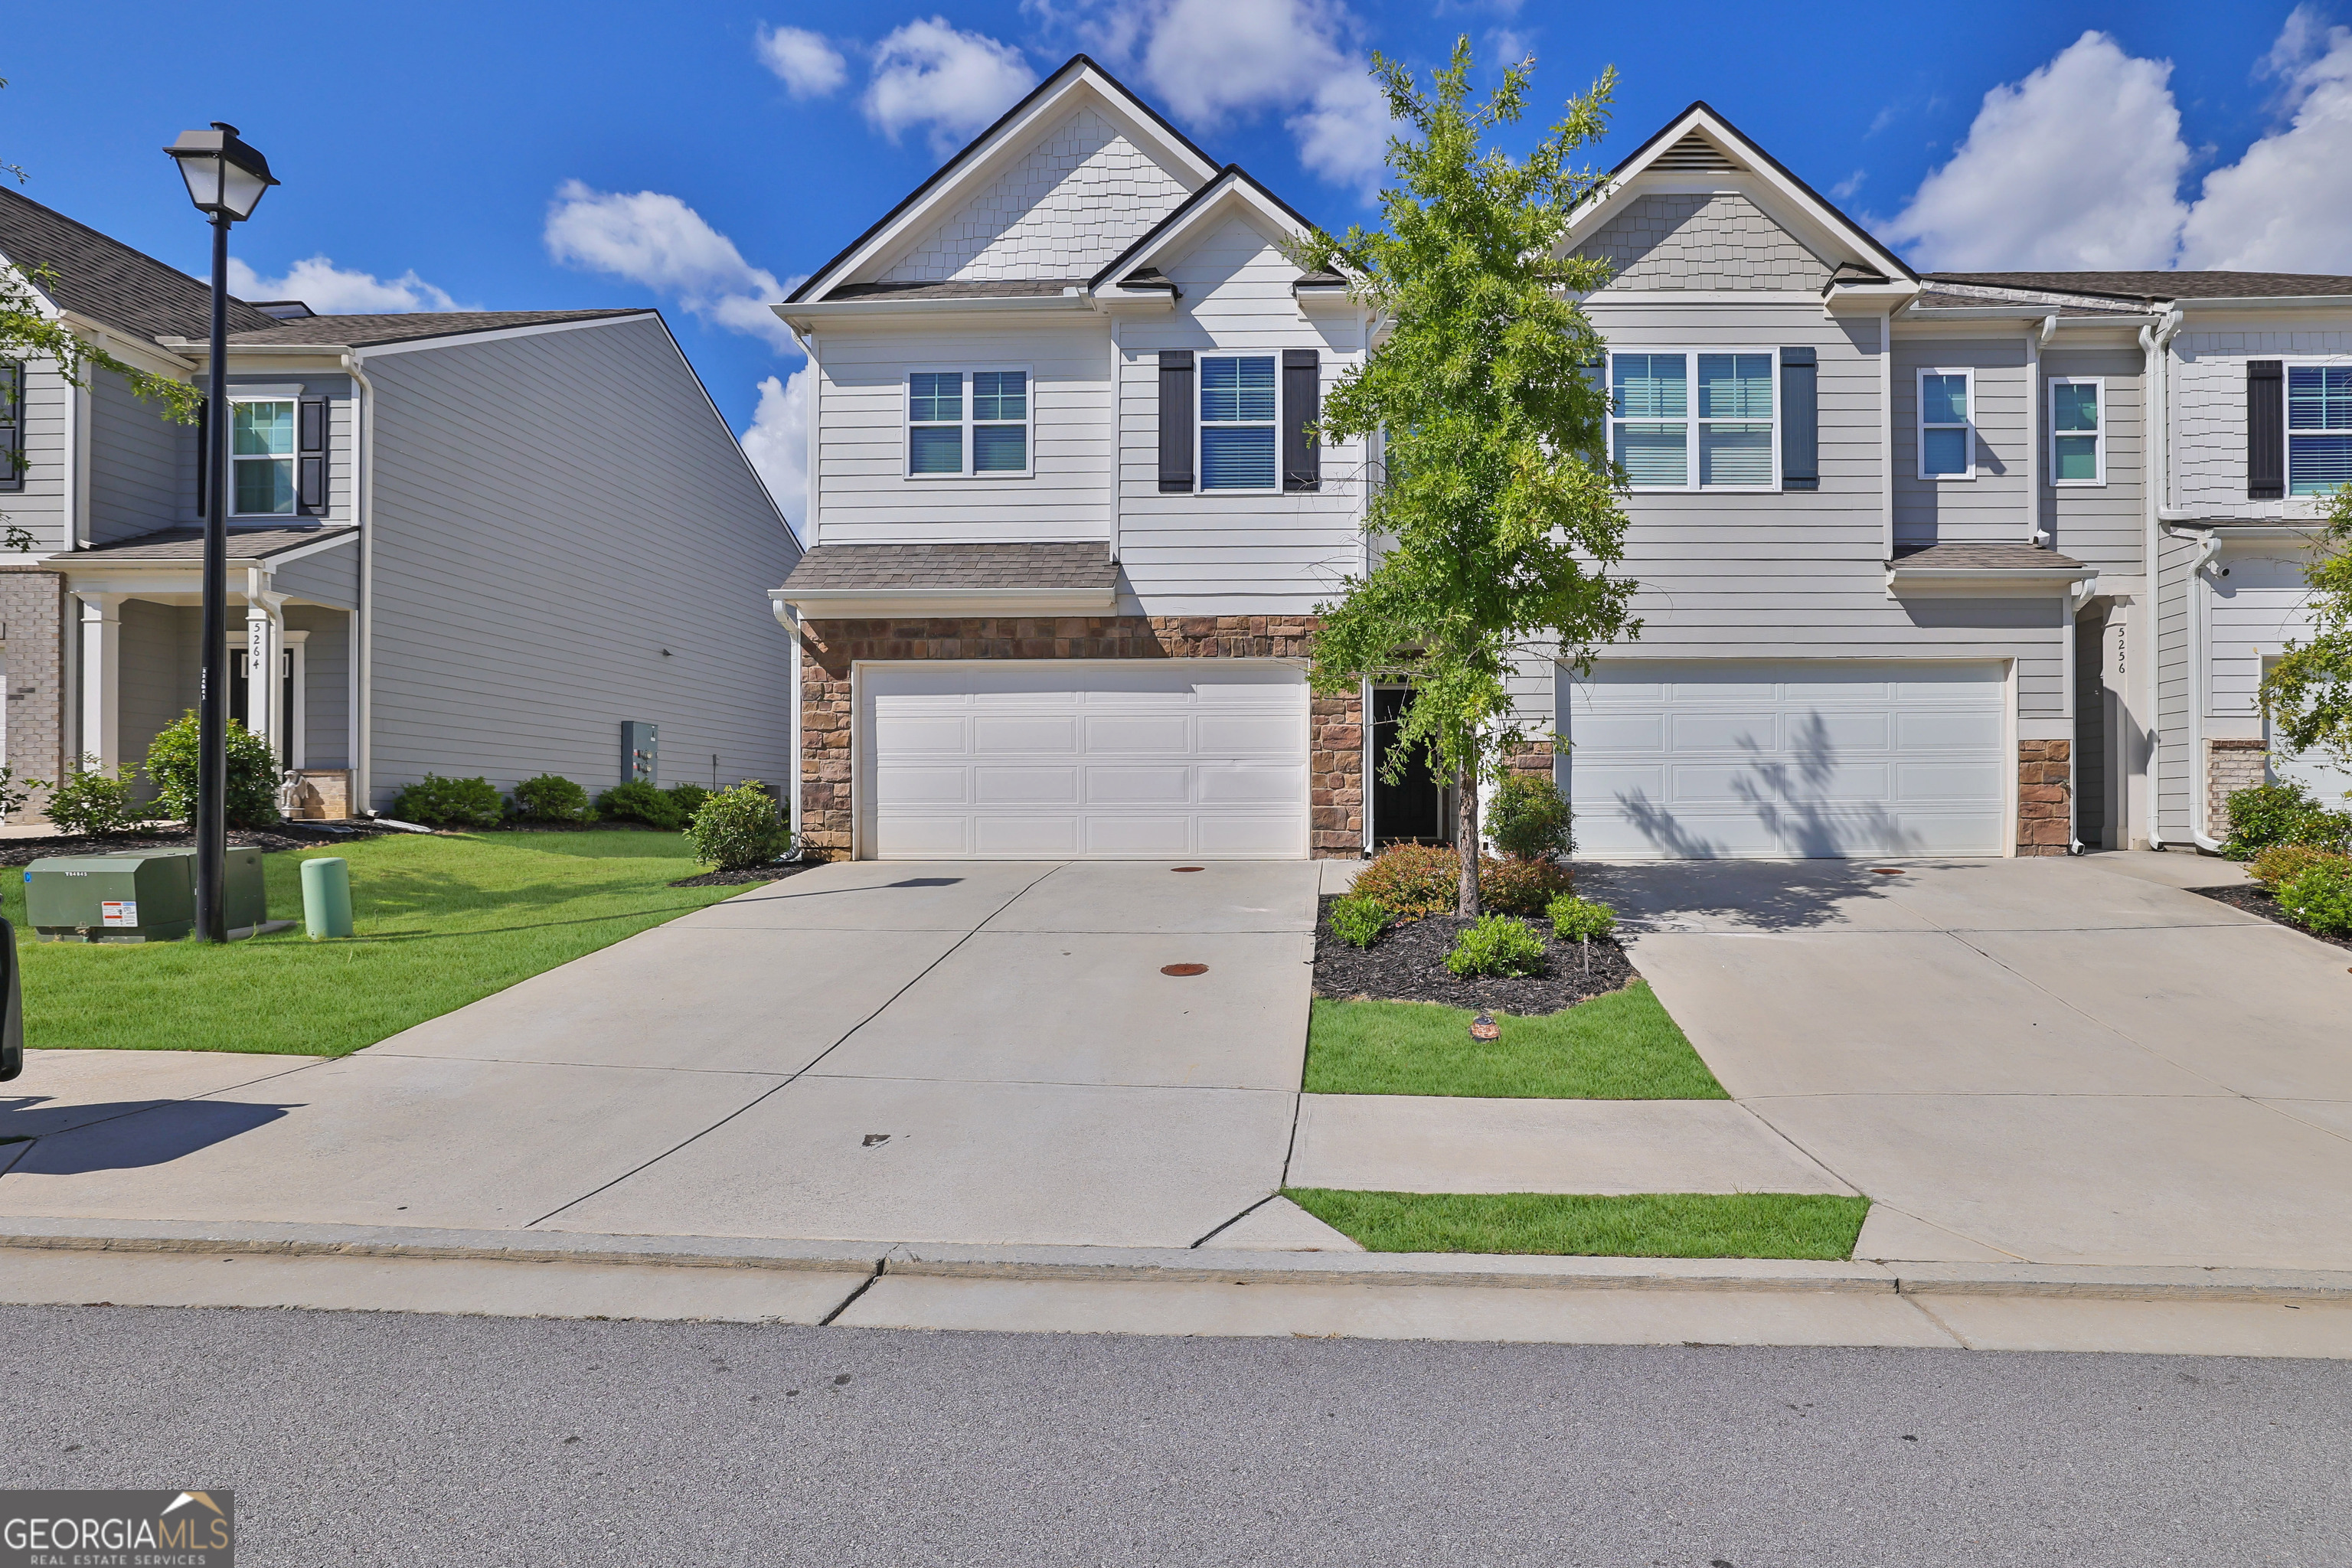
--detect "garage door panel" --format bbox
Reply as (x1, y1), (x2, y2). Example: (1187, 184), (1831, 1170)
(972, 766), (1078, 804)
(1784, 678), (1894, 703)
(973, 716), (1077, 754)
(1800, 712), (1893, 751)
(1083, 716), (1191, 752)
(1199, 815), (1306, 854)
(1195, 715), (1302, 754)
(872, 716), (968, 754)
(1895, 762), (2006, 800)
(879, 816), (973, 855)
(1574, 714), (1668, 751)
(1083, 816), (1194, 854)
(1198, 763), (1307, 805)
(972, 816), (1082, 855)
(1084, 766), (1191, 805)
(874, 767), (969, 805)
(1671, 714), (1779, 751)
(1895, 709), (2004, 750)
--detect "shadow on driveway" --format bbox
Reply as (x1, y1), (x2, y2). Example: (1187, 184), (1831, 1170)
(1, 1094), (296, 1175)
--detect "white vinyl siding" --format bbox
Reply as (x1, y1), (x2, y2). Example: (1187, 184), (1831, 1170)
(1609, 351), (1776, 490)
(2037, 348), (2143, 582)
(2050, 376), (2103, 486)
(2170, 329), (2352, 521)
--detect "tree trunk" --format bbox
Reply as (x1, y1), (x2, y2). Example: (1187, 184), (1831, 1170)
(1455, 760), (1481, 916)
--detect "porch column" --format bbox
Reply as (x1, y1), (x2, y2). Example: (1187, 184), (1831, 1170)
(244, 569), (286, 763)
(74, 593), (122, 776)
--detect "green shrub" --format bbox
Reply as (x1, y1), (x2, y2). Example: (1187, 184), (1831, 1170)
(144, 710), (281, 828)
(684, 780), (791, 871)
(1353, 842), (1462, 920)
(666, 782), (712, 821)
(1446, 914), (1548, 978)
(595, 779), (686, 831)
(0, 764), (47, 822)
(1328, 894), (1392, 949)
(1548, 893), (1618, 942)
(388, 773), (505, 829)
(2249, 843), (2346, 893)
(511, 773), (591, 823)
(2222, 780), (2351, 858)
(1486, 769), (1573, 861)
(2278, 855), (2352, 936)
(1481, 854), (1575, 916)
(44, 758), (150, 838)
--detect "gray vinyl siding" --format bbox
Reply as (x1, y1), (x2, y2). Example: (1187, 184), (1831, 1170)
(286, 605), (349, 769)
(116, 599), (199, 787)
(1893, 337), (2030, 548)
(363, 314), (799, 806)
(5, 360), (69, 554)
(270, 542), (358, 609)
(2039, 345), (2145, 582)
(2154, 531), (2195, 835)
(87, 366), (185, 545)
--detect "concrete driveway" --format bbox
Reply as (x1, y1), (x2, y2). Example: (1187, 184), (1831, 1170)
(0, 861), (1320, 1249)
(1581, 851), (2352, 1269)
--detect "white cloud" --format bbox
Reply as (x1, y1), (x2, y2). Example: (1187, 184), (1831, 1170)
(863, 18), (1039, 155)
(1289, 71), (1393, 200)
(756, 24), (848, 99)
(742, 365), (812, 532)
(1883, 31), (2189, 271)
(1830, 169), (1865, 203)
(227, 255), (465, 314)
(543, 181), (796, 351)
(2179, 8), (2352, 270)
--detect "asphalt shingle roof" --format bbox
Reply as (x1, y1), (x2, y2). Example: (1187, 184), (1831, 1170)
(198, 309), (652, 350)
(1889, 542), (2090, 572)
(0, 187), (279, 342)
(780, 542), (1119, 593)
(65, 525), (356, 563)
(1927, 270), (2352, 303)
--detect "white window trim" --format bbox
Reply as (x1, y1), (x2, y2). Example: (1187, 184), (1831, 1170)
(2282, 357), (2352, 500)
(903, 364), (1034, 480)
(2047, 374), (2105, 488)
(1196, 352), (1282, 494)
(1917, 367), (1977, 482)
(229, 395), (299, 518)
(1606, 349), (1782, 493)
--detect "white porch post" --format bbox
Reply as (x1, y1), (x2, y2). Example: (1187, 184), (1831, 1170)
(244, 567), (286, 763)
(75, 593), (123, 774)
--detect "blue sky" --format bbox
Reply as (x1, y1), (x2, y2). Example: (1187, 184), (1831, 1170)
(4, 0), (2344, 530)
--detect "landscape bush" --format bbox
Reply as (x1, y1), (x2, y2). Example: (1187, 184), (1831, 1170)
(1446, 913), (1549, 978)
(594, 779), (686, 830)
(2277, 855), (2352, 936)
(1486, 769), (1573, 861)
(665, 782), (712, 820)
(1481, 854), (1575, 916)
(44, 759), (149, 838)
(1327, 894), (1392, 949)
(2222, 780), (2351, 858)
(145, 711), (281, 828)
(1547, 894), (1618, 942)
(2248, 843), (2346, 893)
(388, 774), (505, 829)
(511, 773), (591, 824)
(684, 780), (792, 871)
(1352, 841), (1463, 920)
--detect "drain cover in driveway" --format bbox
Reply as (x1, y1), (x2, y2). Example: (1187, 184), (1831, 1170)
(1161, 963), (1208, 977)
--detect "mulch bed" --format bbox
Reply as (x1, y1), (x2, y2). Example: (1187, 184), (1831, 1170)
(669, 862), (817, 888)
(0, 820), (408, 868)
(1312, 895), (1638, 1014)
(2191, 882), (2352, 956)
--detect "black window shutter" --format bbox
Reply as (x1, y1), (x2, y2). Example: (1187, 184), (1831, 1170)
(1779, 347), (1818, 490)
(2247, 360), (2284, 499)
(1282, 349), (1321, 492)
(298, 397), (328, 512)
(0, 361), (22, 494)
(1158, 350), (1195, 493)
(193, 397), (210, 515)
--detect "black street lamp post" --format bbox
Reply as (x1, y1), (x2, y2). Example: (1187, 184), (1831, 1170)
(164, 122), (276, 943)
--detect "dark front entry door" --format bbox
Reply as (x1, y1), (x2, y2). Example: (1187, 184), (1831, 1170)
(1371, 687), (1448, 844)
(229, 647), (295, 763)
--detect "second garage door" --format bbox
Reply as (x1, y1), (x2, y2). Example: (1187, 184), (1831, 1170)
(1566, 659), (2008, 859)
(862, 662), (1309, 859)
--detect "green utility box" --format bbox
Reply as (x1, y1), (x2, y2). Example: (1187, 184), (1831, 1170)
(24, 846), (266, 942)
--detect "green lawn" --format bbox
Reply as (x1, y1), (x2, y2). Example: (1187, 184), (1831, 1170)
(7, 829), (758, 1057)
(1285, 1189), (1872, 1259)
(1302, 983), (1726, 1099)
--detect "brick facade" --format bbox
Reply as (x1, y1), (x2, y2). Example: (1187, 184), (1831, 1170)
(0, 567), (68, 822)
(796, 615), (1363, 860)
(2017, 737), (2072, 856)
(2205, 738), (2267, 841)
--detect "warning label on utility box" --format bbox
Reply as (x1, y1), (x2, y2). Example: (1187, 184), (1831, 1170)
(99, 900), (137, 927)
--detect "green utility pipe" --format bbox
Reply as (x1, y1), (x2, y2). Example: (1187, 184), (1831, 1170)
(301, 857), (354, 939)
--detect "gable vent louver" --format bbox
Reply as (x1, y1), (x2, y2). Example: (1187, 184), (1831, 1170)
(1651, 132), (1737, 172)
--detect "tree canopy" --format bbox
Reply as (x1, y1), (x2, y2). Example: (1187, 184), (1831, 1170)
(2257, 487), (2352, 795)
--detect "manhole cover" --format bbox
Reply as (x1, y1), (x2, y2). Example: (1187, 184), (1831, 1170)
(1161, 963), (1208, 976)
(1171, 866), (1205, 873)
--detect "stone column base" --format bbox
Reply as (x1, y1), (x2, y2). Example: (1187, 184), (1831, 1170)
(2205, 738), (2265, 842)
(2017, 739), (2072, 855)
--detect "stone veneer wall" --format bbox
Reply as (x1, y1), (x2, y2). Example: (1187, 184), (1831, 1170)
(0, 567), (67, 822)
(2017, 738), (2072, 856)
(2205, 738), (2268, 841)
(797, 615), (1363, 860)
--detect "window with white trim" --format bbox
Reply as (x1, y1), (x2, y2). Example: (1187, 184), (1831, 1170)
(906, 368), (1030, 477)
(1199, 354), (1277, 490)
(231, 398), (296, 514)
(2288, 363), (2352, 496)
(2049, 377), (2103, 486)
(1608, 351), (1777, 490)
(1918, 369), (1974, 479)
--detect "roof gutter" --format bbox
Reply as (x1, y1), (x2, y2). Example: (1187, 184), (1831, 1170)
(771, 585), (1119, 619)
(776, 294), (1099, 328)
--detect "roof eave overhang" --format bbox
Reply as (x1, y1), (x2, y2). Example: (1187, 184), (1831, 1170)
(58, 310), (195, 374)
(1885, 564), (2099, 599)
(1823, 282), (1920, 313)
(772, 585), (1119, 618)
(2173, 295), (2352, 311)
(776, 294), (1099, 328)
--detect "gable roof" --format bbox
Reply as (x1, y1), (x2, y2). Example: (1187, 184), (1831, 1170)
(786, 54), (1221, 305)
(1927, 270), (2352, 304)
(1567, 101), (1917, 286)
(0, 186), (279, 343)
(1086, 164), (1322, 290)
(173, 309), (655, 351)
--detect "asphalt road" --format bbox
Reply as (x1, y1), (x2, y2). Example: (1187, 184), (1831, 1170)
(4, 1305), (2347, 1566)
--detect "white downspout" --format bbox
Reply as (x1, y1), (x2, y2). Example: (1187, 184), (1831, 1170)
(2184, 528), (2227, 853)
(2139, 311), (2186, 848)
(341, 351), (375, 815)
(2028, 316), (2050, 543)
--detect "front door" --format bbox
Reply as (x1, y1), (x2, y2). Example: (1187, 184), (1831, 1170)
(229, 647), (295, 763)
(1370, 687), (1447, 844)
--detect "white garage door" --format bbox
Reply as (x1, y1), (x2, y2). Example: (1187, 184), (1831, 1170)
(862, 662), (1309, 859)
(1566, 659), (2008, 859)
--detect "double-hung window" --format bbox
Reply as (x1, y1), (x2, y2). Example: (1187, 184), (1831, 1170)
(2288, 364), (2352, 496)
(2050, 377), (2103, 486)
(232, 398), (296, 515)
(1919, 370), (1975, 479)
(1199, 354), (1277, 490)
(1609, 351), (1776, 489)
(906, 369), (1030, 477)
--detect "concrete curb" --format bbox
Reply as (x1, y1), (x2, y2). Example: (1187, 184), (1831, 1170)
(4, 1218), (2350, 1304)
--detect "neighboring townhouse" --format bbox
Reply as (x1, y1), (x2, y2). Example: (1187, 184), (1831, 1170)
(0, 187), (801, 819)
(766, 61), (2347, 864)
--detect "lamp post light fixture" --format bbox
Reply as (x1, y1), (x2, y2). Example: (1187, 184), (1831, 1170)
(164, 122), (276, 943)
